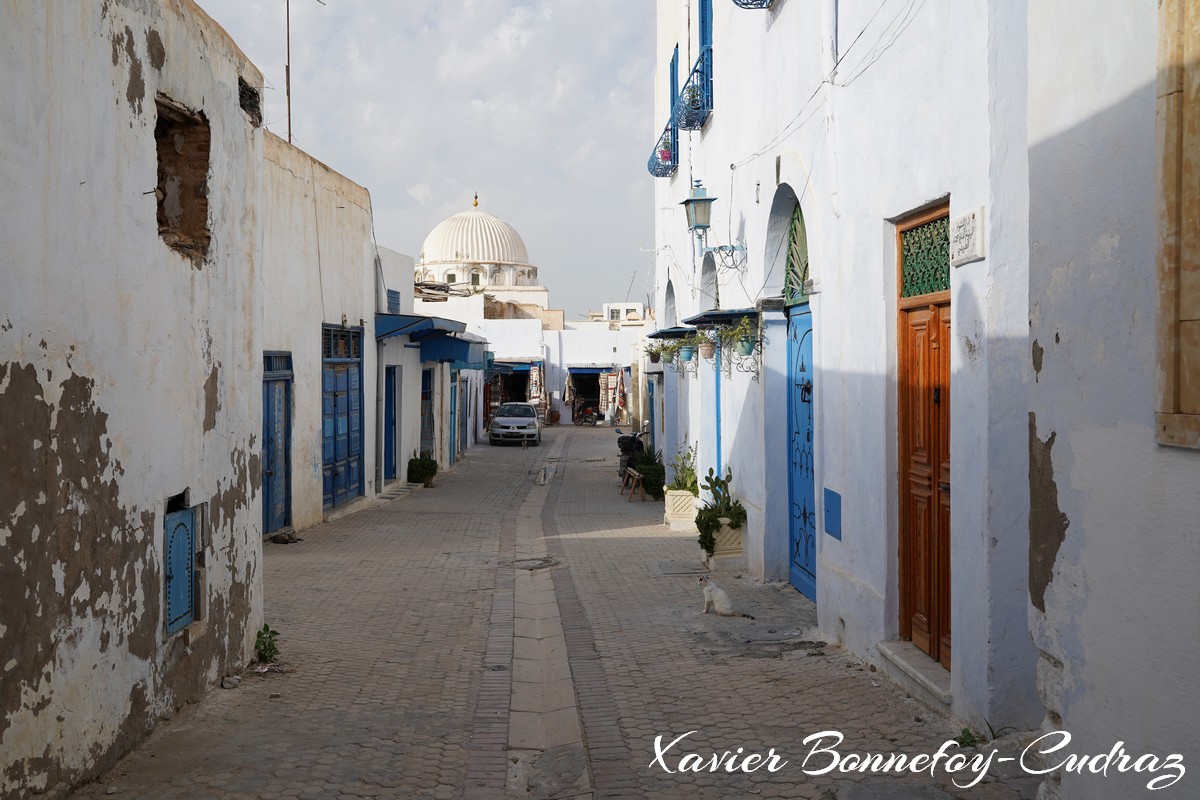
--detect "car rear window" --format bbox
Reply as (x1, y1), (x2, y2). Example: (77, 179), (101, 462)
(497, 404), (535, 417)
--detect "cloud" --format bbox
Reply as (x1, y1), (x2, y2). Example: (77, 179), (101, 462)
(407, 183), (433, 206)
(195, 0), (656, 318)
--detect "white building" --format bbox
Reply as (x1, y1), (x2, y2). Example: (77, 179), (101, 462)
(414, 201), (648, 429)
(648, 4), (1200, 794)
(2, 1), (266, 794)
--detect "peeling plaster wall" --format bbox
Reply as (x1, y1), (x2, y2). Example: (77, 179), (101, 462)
(260, 132), (377, 530)
(652, 0), (1039, 727)
(1027, 3), (1200, 798)
(0, 1), (264, 796)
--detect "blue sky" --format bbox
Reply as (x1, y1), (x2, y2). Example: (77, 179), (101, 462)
(196, 0), (657, 319)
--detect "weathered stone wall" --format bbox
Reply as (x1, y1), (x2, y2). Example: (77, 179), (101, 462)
(0, 2), (264, 796)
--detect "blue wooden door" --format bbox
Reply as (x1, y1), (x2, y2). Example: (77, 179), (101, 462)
(323, 364), (362, 509)
(164, 508), (195, 635)
(648, 378), (657, 453)
(448, 380), (458, 465)
(787, 306), (817, 599)
(262, 378), (291, 533)
(384, 367), (397, 480)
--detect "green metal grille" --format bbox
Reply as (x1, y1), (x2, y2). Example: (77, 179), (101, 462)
(784, 203), (809, 306)
(900, 215), (950, 298)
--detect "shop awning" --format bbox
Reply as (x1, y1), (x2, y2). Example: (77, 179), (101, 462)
(680, 308), (758, 328)
(646, 326), (696, 339)
(419, 331), (487, 367)
(375, 313), (466, 341)
(567, 366), (614, 375)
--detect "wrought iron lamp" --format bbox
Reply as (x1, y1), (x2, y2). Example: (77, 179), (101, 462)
(681, 181), (717, 239)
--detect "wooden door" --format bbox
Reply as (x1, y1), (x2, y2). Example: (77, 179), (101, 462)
(897, 208), (952, 669)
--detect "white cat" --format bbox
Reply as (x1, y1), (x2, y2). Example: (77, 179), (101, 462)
(699, 576), (755, 619)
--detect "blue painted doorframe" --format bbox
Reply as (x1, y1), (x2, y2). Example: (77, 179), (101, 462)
(384, 367), (397, 480)
(448, 378), (458, 466)
(787, 305), (817, 599)
(262, 378), (291, 533)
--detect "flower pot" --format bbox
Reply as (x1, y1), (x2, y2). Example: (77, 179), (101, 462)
(658, 149), (672, 161)
(664, 489), (698, 530)
(734, 337), (755, 357)
(679, 346), (695, 362)
(662, 351), (675, 364)
(648, 351), (661, 363)
(698, 341), (716, 359)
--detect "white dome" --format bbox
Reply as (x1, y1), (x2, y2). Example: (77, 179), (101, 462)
(418, 208), (531, 267)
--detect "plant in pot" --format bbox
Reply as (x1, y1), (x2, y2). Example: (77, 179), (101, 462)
(697, 333), (717, 360)
(717, 316), (758, 357)
(659, 338), (682, 364)
(678, 332), (704, 362)
(644, 342), (664, 364)
(406, 451), (439, 487)
(695, 466), (747, 562)
(663, 444), (700, 530)
(635, 448), (666, 500)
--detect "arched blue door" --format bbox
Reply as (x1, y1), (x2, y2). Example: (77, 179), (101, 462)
(787, 305), (816, 599)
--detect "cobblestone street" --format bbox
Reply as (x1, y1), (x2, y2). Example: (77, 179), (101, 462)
(71, 426), (1040, 800)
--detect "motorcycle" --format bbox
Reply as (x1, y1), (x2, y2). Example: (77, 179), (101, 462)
(573, 403), (600, 426)
(614, 427), (647, 478)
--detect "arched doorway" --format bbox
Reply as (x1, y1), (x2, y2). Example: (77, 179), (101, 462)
(770, 186), (817, 600)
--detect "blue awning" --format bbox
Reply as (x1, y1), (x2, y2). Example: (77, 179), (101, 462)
(646, 326), (696, 339)
(568, 367), (613, 375)
(680, 308), (758, 328)
(419, 332), (487, 367)
(375, 313), (466, 341)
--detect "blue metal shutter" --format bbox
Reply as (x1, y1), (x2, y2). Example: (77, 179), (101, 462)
(699, 0), (712, 49)
(164, 508), (195, 634)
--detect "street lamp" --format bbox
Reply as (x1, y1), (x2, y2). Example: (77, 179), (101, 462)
(681, 181), (717, 239)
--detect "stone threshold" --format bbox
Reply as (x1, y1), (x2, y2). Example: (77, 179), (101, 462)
(876, 640), (952, 708)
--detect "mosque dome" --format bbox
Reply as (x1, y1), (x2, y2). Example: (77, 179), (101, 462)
(418, 207), (530, 266)
(415, 198), (538, 288)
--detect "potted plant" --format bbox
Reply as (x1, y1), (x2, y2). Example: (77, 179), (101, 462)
(716, 317), (758, 357)
(695, 466), (747, 567)
(679, 342), (696, 362)
(663, 444), (700, 530)
(644, 342), (663, 364)
(697, 334), (716, 360)
(659, 338), (682, 364)
(658, 143), (673, 162)
(406, 451), (439, 487)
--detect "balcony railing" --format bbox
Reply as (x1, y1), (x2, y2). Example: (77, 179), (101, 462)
(672, 46), (712, 130)
(647, 122), (678, 177)
(731, 0), (774, 8)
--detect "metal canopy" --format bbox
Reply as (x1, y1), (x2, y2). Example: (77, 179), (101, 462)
(646, 326), (697, 340)
(374, 313), (466, 341)
(680, 308), (758, 329)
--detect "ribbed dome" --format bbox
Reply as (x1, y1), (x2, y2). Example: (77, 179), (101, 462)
(418, 208), (531, 266)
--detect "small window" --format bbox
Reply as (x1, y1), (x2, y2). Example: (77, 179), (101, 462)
(471, 272), (481, 286)
(155, 98), (211, 263)
(238, 76), (262, 127)
(446, 273), (457, 284)
(322, 328), (362, 360)
(164, 500), (206, 636)
(609, 308), (621, 321)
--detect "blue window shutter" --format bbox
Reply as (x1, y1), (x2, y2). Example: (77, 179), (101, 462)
(699, 0), (712, 50)
(164, 508), (195, 634)
(670, 45), (679, 102)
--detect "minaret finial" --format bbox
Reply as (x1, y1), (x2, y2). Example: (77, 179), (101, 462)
(473, 192), (479, 208)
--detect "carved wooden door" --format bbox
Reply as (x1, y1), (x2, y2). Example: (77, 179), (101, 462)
(897, 208), (952, 669)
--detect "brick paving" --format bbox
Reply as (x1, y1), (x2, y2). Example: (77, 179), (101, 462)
(68, 425), (1041, 800)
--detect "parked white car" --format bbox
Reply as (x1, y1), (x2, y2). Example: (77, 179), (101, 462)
(488, 402), (541, 446)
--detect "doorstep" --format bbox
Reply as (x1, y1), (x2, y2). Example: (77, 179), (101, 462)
(322, 495), (375, 524)
(876, 640), (952, 709)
